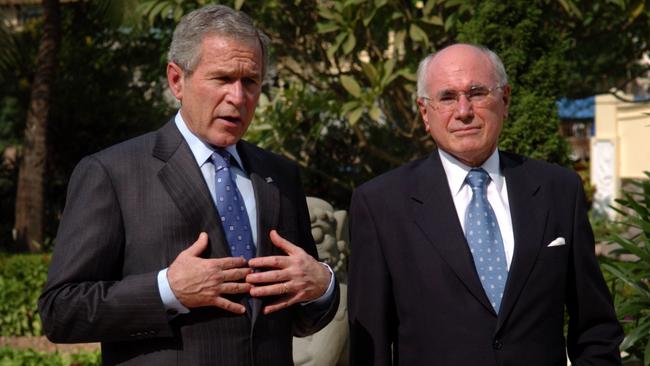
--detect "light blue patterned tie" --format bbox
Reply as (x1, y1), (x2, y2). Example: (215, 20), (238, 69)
(465, 168), (508, 312)
(211, 150), (255, 260)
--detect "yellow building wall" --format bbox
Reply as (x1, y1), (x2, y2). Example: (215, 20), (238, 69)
(592, 94), (650, 215)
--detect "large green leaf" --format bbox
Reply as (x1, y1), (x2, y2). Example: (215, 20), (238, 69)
(340, 75), (362, 97)
(342, 33), (357, 55)
(317, 22), (340, 34)
(409, 23), (427, 43)
(347, 106), (364, 125)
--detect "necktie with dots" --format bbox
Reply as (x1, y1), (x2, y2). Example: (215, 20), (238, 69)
(211, 150), (255, 260)
(464, 168), (508, 312)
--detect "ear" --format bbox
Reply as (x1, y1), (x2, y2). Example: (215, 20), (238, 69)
(167, 62), (185, 101)
(416, 98), (430, 132)
(501, 84), (511, 119)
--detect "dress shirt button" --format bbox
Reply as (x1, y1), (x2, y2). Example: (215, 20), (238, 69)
(493, 339), (503, 350)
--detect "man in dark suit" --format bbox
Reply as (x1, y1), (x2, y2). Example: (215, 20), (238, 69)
(38, 5), (338, 366)
(348, 44), (622, 365)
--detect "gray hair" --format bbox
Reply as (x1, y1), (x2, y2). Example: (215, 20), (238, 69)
(416, 44), (508, 98)
(168, 4), (270, 78)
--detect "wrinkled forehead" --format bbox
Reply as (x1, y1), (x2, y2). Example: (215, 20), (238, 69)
(427, 47), (498, 91)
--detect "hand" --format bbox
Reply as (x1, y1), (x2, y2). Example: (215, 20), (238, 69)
(246, 230), (331, 314)
(167, 232), (252, 314)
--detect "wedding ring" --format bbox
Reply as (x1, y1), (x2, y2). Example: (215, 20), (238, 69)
(283, 283), (289, 295)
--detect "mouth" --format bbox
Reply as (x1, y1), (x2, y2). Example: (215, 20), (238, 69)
(451, 126), (481, 135)
(218, 116), (241, 125)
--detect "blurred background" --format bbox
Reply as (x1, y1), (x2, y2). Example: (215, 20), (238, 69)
(0, 0), (649, 365)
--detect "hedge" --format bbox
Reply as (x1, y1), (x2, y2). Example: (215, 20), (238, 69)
(0, 348), (100, 366)
(0, 254), (50, 337)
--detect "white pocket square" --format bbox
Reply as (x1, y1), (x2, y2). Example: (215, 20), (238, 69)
(547, 237), (566, 247)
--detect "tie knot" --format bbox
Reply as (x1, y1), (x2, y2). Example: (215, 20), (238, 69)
(466, 168), (489, 190)
(211, 149), (231, 171)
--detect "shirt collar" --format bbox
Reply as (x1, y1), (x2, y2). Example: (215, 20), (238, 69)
(174, 111), (245, 170)
(438, 148), (504, 195)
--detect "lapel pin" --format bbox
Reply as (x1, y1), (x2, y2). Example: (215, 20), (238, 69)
(265, 177), (274, 183)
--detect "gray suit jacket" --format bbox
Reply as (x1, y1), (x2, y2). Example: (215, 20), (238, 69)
(349, 150), (622, 366)
(39, 120), (339, 366)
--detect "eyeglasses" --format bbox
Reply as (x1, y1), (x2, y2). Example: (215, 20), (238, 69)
(421, 85), (505, 112)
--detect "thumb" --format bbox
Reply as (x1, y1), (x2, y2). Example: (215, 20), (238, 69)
(184, 232), (209, 257)
(270, 230), (299, 255)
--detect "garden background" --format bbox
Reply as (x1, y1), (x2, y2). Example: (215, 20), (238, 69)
(0, 0), (649, 365)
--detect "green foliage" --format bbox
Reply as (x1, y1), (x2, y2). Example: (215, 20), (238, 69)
(2, 0), (650, 240)
(247, 82), (359, 206)
(0, 254), (50, 336)
(0, 348), (100, 366)
(561, 1), (650, 97)
(0, 17), (40, 247)
(0, 2), (174, 248)
(457, 0), (571, 166)
(600, 172), (650, 365)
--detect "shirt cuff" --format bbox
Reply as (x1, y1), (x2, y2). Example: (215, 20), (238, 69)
(301, 262), (336, 306)
(157, 268), (190, 318)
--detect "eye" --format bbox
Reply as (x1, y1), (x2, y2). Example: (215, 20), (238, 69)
(437, 92), (458, 103)
(212, 76), (231, 84)
(468, 87), (489, 99)
(242, 77), (260, 87)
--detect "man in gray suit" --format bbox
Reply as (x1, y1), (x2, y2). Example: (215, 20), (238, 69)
(39, 5), (338, 365)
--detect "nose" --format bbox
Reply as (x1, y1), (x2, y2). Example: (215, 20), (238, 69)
(454, 94), (474, 122)
(225, 80), (245, 106)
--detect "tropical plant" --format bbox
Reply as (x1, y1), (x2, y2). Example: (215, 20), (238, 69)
(0, 1), (173, 249)
(600, 172), (650, 365)
(135, 0), (650, 207)
(0, 253), (50, 336)
(0, 347), (100, 366)
(13, 0), (61, 252)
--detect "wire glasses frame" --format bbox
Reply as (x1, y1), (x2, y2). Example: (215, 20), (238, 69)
(421, 85), (506, 112)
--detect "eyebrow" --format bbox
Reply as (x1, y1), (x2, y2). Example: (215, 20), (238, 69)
(435, 84), (489, 94)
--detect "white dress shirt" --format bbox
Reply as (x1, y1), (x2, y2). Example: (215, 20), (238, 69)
(438, 148), (515, 269)
(158, 112), (334, 315)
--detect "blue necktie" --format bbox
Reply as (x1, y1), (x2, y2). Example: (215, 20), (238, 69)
(464, 168), (508, 312)
(211, 150), (255, 260)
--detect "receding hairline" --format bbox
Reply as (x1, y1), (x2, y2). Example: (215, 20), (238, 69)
(417, 43), (508, 98)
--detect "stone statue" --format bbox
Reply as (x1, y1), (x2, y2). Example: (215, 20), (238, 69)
(293, 197), (349, 366)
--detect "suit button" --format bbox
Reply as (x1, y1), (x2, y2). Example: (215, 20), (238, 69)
(493, 339), (503, 350)
(166, 309), (178, 316)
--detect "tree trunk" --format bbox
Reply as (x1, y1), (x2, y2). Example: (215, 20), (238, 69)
(14, 0), (60, 252)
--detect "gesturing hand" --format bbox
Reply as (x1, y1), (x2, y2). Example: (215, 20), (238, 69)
(246, 230), (331, 314)
(167, 232), (252, 314)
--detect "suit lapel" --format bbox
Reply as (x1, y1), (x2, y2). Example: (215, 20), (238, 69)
(410, 151), (495, 314)
(153, 120), (229, 258)
(496, 152), (548, 329)
(237, 141), (280, 326)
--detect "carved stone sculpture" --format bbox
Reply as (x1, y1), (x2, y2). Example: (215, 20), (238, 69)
(293, 197), (349, 366)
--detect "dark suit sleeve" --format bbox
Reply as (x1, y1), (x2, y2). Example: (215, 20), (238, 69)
(566, 176), (623, 365)
(38, 156), (173, 343)
(348, 187), (394, 366)
(289, 162), (340, 337)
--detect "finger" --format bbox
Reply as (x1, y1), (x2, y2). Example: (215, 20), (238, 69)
(245, 269), (288, 284)
(213, 297), (247, 314)
(218, 282), (252, 294)
(219, 267), (253, 282)
(247, 255), (290, 269)
(183, 232), (209, 257)
(250, 282), (290, 298)
(210, 256), (249, 270)
(262, 296), (297, 315)
(269, 230), (302, 255)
